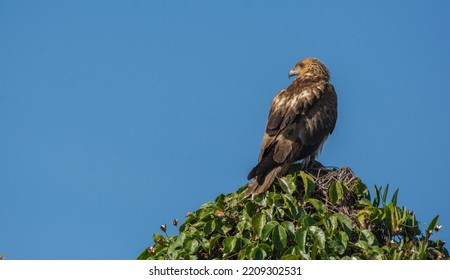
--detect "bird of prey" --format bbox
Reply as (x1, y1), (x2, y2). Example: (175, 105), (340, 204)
(246, 58), (338, 195)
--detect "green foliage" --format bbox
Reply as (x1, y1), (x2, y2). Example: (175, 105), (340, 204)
(138, 165), (448, 260)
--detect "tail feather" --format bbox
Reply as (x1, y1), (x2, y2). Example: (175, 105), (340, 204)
(245, 166), (283, 195)
(247, 151), (278, 182)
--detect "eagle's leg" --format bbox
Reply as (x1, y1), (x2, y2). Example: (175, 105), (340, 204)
(301, 159), (325, 170)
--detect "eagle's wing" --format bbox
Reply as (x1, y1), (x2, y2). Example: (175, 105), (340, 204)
(247, 82), (337, 183)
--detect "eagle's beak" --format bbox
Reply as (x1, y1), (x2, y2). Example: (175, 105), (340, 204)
(288, 69), (299, 79)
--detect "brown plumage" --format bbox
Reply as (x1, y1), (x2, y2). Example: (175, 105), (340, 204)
(246, 58), (338, 195)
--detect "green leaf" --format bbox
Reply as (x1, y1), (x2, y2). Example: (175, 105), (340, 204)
(261, 221), (279, 242)
(179, 213), (197, 232)
(283, 194), (300, 219)
(273, 225), (288, 251)
(357, 209), (369, 228)
(373, 185), (381, 207)
(336, 213), (353, 234)
(360, 229), (376, 245)
(426, 215), (440, 233)
(252, 212), (266, 238)
(266, 192), (275, 207)
(275, 208), (285, 220)
(300, 171), (316, 199)
(223, 236), (237, 254)
(310, 239), (319, 259)
(219, 222), (233, 235)
(309, 226), (326, 250)
(237, 237), (248, 252)
(152, 233), (164, 244)
(184, 239), (200, 255)
(296, 229), (308, 252)
(198, 207), (215, 221)
(258, 243), (273, 255)
(281, 221), (296, 239)
(354, 240), (370, 250)
(351, 179), (369, 199)
(357, 198), (372, 207)
(384, 203), (400, 233)
(273, 192), (285, 207)
(391, 189), (399, 206)
(278, 175), (296, 194)
(170, 232), (186, 251)
(208, 234), (222, 254)
(253, 193), (267, 207)
(204, 220), (216, 236)
(382, 184), (390, 206)
(305, 198), (325, 214)
(281, 253), (299, 260)
(250, 247), (267, 260)
(215, 194), (225, 209)
(328, 181), (344, 204)
(236, 219), (247, 234)
(238, 246), (251, 260)
(245, 201), (256, 217)
(298, 250), (311, 260)
(284, 246), (301, 256)
(338, 231), (349, 250)
(298, 214), (317, 228)
(152, 243), (168, 259)
(326, 214), (338, 233)
(199, 201), (215, 209)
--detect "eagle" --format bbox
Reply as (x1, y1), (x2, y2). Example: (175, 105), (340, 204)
(246, 58), (338, 195)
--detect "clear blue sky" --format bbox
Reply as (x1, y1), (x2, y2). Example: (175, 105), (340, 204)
(1, 0), (449, 259)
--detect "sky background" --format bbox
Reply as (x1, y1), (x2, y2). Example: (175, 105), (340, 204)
(1, 0), (449, 260)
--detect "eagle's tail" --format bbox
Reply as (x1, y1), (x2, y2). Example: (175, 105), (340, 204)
(245, 166), (283, 196)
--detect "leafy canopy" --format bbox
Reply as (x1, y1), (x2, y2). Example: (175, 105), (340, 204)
(138, 165), (448, 260)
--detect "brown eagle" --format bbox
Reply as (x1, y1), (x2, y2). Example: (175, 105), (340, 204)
(247, 58), (338, 195)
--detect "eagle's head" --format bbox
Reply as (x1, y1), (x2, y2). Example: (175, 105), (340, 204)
(288, 57), (330, 81)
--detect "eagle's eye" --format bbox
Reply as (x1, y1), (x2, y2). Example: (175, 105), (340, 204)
(299, 63), (304, 68)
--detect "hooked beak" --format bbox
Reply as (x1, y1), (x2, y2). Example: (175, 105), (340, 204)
(288, 69), (299, 79)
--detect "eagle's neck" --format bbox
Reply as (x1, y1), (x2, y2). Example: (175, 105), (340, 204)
(291, 75), (328, 88)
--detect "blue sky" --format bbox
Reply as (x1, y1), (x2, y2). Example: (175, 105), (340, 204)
(1, 0), (449, 259)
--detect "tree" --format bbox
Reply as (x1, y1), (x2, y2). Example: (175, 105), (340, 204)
(137, 164), (448, 260)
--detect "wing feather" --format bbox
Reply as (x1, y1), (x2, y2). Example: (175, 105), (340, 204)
(257, 83), (327, 164)
(247, 59), (338, 195)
